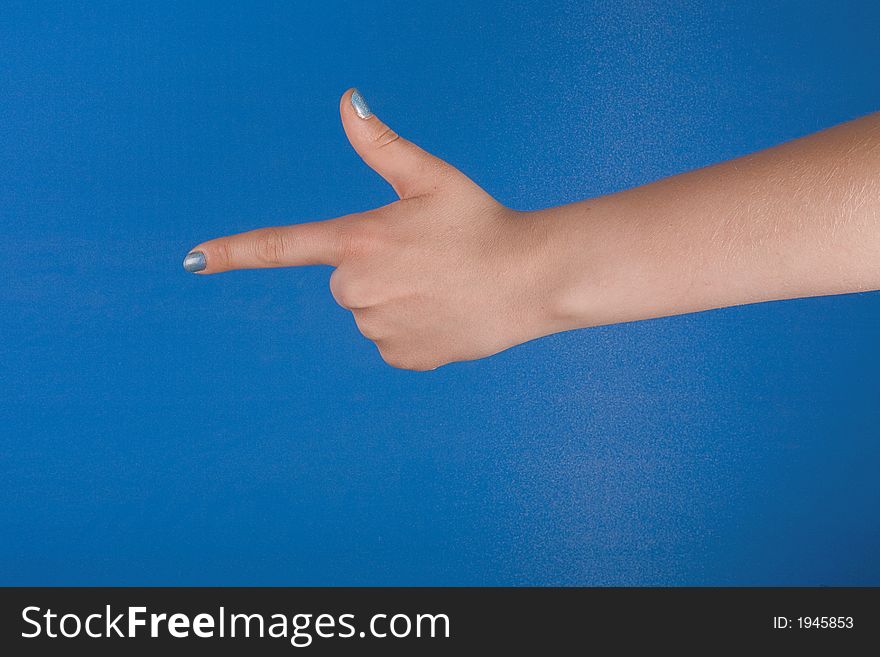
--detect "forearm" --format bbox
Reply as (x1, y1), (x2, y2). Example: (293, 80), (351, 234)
(188, 90), (880, 370)
(541, 112), (880, 330)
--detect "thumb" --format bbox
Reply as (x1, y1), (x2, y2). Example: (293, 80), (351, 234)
(340, 88), (457, 199)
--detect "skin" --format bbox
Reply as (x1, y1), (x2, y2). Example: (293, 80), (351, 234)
(186, 89), (880, 371)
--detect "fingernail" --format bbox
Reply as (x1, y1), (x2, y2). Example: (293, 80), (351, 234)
(350, 88), (372, 119)
(183, 251), (206, 273)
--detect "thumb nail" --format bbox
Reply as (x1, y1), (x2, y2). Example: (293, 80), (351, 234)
(351, 89), (372, 119)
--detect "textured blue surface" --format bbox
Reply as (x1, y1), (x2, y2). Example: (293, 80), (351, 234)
(2, 1), (879, 585)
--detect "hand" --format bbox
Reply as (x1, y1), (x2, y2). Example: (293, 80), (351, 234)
(184, 89), (561, 370)
(186, 93), (880, 370)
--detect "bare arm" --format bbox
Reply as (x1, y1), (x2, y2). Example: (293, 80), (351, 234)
(184, 90), (880, 370)
(545, 112), (880, 329)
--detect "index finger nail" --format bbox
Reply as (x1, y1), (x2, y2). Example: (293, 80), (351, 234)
(183, 251), (207, 273)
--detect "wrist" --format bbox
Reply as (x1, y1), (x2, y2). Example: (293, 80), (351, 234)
(526, 195), (681, 335)
(513, 205), (612, 337)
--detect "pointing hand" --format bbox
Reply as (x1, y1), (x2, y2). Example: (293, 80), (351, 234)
(184, 89), (559, 370)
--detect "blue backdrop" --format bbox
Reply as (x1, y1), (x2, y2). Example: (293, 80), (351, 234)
(2, 1), (879, 585)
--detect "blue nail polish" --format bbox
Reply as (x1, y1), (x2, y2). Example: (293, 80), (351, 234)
(183, 251), (206, 272)
(351, 89), (372, 119)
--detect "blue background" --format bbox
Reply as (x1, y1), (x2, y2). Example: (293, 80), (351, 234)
(2, 1), (879, 585)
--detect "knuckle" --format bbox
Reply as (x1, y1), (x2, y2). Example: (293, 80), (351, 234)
(372, 126), (400, 150)
(329, 270), (370, 309)
(353, 314), (383, 341)
(253, 228), (286, 265)
(338, 223), (372, 259)
(211, 239), (232, 269)
(336, 225), (360, 260)
(410, 359), (443, 372)
(337, 206), (397, 259)
(379, 348), (442, 372)
(329, 270), (351, 307)
(379, 350), (408, 370)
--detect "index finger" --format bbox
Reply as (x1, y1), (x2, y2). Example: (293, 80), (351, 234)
(183, 216), (353, 274)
